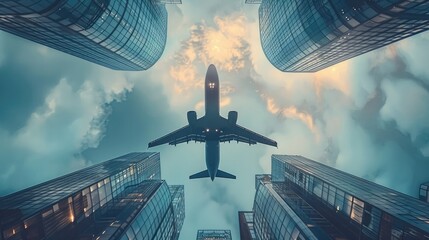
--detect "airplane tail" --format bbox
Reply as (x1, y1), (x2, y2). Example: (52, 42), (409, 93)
(216, 169), (236, 179)
(189, 169), (236, 180)
(189, 170), (210, 179)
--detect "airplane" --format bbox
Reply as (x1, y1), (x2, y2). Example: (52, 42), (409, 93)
(148, 64), (277, 181)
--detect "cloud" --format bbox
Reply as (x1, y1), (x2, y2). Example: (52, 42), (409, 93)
(168, 14), (250, 97)
(395, 32), (429, 82)
(0, 32), (93, 132)
(0, 62), (133, 194)
(169, 64), (199, 94)
(264, 97), (315, 133)
(380, 79), (429, 141)
(199, 16), (249, 71)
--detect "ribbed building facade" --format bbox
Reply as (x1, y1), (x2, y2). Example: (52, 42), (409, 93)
(0, 0), (171, 70)
(242, 155), (429, 239)
(0, 152), (185, 240)
(252, 0), (429, 72)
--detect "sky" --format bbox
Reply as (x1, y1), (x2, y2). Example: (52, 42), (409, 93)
(1, 0), (429, 239)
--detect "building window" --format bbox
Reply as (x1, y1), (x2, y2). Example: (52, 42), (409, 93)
(351, 198), (364, 224)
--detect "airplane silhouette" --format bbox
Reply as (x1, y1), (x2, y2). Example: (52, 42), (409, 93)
(148, 64), (277, 181)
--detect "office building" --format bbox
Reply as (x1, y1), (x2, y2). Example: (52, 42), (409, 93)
(238, 211), (256, 240)
(0, 152), (185, 240)
(0, 0), (181, 70)
(247, 0), (429, 72)
(169, 185), (186, 240)
(242, 155), (429, 239)
(196, 229), (232, 240)
(420, 182), (429, 203)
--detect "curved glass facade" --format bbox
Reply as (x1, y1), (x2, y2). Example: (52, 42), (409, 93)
(247, 156), (429, 239)
(253, 175), (315, 240)
(258, 0), (429, 72)
(270, 155), (429, 239)
(121, 181), (176, 240)
(0, 0), (168, 70)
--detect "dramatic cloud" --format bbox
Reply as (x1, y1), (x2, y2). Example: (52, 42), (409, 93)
(253, 31), (429, 198)
(381, 79), (429, 142)
(0, 33), (133, 194)
(0, 72), (132, 192)
(168, 14), (250, 100)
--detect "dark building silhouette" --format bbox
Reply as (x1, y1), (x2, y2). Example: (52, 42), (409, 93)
(238, 211), (256, 240)
(196, 229), (232, 240)
(0, 152), (185, 240)
(240, 155), (429, 239)
(0, 0), (181, 70)
(246, 0), (429, 72)
(420, 182), (429, 203)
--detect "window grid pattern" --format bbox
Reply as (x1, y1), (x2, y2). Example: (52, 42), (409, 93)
(168, 185), (185, 240)
(65, 180), (165, 240)
(196, 229), (232, 240)
(271, 181), (350, 239)
(238, 211), (257, 240)
(258, 0), (429, 72)
(245, 0), (262, 4)
(0, 0), (168, 70)
(253, 175), (315, 240)
(0, 152), (161, 240)
(119, 181), (176, 240)
(272, 155), (429, 239)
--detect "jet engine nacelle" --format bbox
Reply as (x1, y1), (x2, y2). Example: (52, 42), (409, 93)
(228, 111), (238, 125)
(187, 111), (197, 125)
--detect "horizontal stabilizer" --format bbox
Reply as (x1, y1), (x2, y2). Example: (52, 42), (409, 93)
(216, 169), (236, 179)
(189, 170), (210, 179)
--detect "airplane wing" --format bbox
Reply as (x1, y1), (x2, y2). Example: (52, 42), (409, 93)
(148, 125), (205, 148)
(219, 122), (277, 147)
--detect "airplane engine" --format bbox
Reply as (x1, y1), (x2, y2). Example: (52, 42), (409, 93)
(187, 111), (197, 125)
(228, 111), (238, 125)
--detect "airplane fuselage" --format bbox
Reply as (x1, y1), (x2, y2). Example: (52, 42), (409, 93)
(148, 64), (277, 181)
(204, 64), (221, 180)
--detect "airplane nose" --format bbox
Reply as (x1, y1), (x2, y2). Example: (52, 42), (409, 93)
(211, 176), (215, 181)
(207, 64), (217, 75)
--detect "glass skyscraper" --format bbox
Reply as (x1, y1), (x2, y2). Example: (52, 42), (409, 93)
(169, 185), (185, 240)
(0, 0), (179, 70)
(0, 152), (185, 240)
(248, 0), (429, 72)
(196, 229), (232, 240)
(241, 155), (429, 239)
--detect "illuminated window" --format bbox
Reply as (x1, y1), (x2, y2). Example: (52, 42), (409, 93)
(209, 82), (215, 89)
